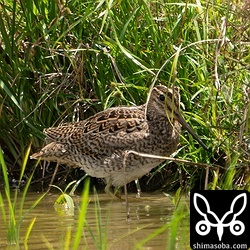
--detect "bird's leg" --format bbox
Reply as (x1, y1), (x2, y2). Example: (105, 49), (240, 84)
(134, 179), (141, 198)
(48, 162), (59, 192)
(124, 182), (130, 223)
(104, 180), (121, 199)
(113, 186), (122, 199)
(123, 150), (130, 222)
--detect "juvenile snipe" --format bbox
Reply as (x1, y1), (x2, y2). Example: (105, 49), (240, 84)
(31, 85), (207, 192)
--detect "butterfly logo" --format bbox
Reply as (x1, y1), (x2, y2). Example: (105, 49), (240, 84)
(193, 193), (247, 241)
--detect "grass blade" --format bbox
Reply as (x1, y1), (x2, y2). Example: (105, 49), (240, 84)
(72, 178), (90, 250)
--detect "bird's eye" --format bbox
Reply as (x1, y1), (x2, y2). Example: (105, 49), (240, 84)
(159, 94), (165, 102)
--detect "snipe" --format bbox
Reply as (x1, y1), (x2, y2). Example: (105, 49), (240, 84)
(31, 85), (207, 206)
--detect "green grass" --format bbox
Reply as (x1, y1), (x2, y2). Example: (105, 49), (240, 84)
(135, 202), (189, 250)
(0, 0), (249, 247)
(0, 0), (249, 191)
(40, 178), (90, 250)
(85, 188), (109, 250)
(0, 144), (47, 246)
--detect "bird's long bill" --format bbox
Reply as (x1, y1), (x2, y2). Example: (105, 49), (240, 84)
(175, 111), (208, 150)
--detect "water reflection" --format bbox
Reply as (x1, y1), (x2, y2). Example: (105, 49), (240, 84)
(0, 191), (188, 249)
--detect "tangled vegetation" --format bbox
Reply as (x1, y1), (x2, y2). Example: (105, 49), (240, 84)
(0, 0), (249, 192)
(0, 0), (250, 248)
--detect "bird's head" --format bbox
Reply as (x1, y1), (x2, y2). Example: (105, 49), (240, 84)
(147, 85), (208, 150)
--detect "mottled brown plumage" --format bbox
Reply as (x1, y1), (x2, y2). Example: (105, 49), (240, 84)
(31, 85), (207, 189)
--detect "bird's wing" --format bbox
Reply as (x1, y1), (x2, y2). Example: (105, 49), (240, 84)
(44, 105), (149, 150)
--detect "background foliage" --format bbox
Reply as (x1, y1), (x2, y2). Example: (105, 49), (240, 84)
(0, 0), (249, 191)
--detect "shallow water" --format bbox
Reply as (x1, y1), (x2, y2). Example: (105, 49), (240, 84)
(0, 191), (189, 249)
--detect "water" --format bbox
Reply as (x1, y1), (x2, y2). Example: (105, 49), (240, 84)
(0, 191), (189, 249)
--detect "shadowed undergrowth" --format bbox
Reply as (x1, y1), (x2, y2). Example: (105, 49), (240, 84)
(0, 0), (249, 192)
